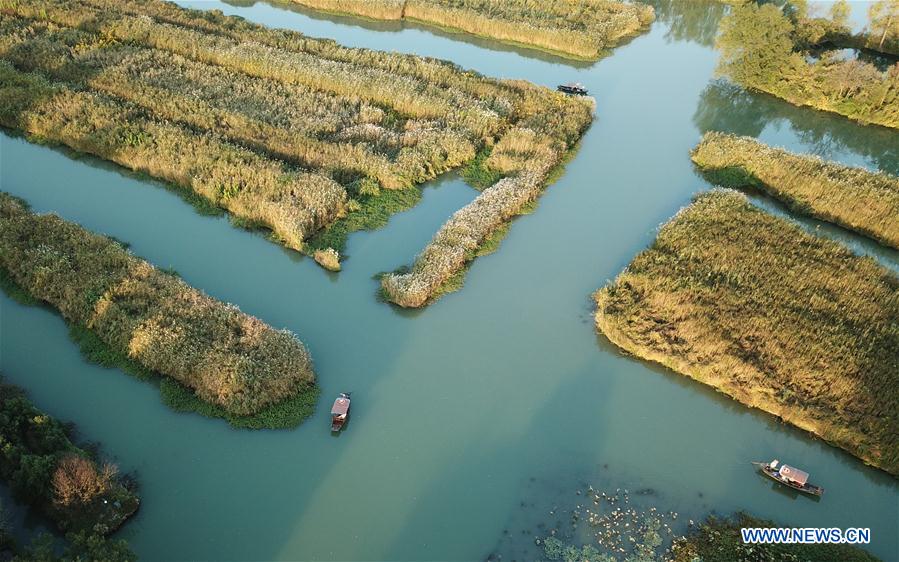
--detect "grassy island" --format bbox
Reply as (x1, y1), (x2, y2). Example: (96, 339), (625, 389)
(0, 377), (139, 537)
(692, 132), (899, 249)
(594, 190), (899, 475)
(715, 2), (899, 129)
(670, 513), (880, 562)
(0, 0), (594, 270)
(286, 0), (654, 60)
(0, 193), (317, 429)
(381, 116), (588, 307)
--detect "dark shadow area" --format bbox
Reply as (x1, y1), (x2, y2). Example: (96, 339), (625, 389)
(694, 79), (899, 174)
(645, 0), (729, 47)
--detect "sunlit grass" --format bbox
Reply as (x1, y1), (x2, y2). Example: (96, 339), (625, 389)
(595, 189), (899, 475)
(692, 132), (899, 249)
(288, 0), (655, 60)
(0, 193), (318, 428)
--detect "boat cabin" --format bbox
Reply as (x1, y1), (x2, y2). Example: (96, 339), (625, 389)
(754, 459), (823, 496)
(558, 82), (588, 96)
(331, 392), (351, 432)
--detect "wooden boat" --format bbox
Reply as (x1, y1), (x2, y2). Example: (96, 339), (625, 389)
(557, 82), (588, 96)
(330, 392), (351, 432)
(752, 459), (824, 497)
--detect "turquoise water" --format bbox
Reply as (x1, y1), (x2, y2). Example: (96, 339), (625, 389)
(1, 1), (897, 560)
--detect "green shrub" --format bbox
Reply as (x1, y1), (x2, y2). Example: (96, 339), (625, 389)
(0, 378), (140, 535)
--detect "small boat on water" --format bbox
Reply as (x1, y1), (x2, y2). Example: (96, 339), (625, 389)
(752, 459), (824, 497)
(557, 82), (588, 96)
(331, 392), (351, 432)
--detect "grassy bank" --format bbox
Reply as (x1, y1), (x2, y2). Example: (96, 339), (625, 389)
(0, 0), (594, 269)
(692, 132), (899, 248)
(0, 377), (139, 537)
(670, 513), (880, 562)
(715, 2), (899, 129)
(381, 126), (587, 308)
(287, 0), (655, 60)
(0, 193), (318, 428)
(594, 190), (899, 475)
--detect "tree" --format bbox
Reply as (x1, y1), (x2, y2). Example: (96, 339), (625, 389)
(716, 4), (796, 88)
(830, 0), (851, 28)
(63, 531), (136, 562)
(869, 0), (899, 49)
(52, 455), (114, 509)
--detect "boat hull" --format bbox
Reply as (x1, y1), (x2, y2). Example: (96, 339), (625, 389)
(753, 463), (824, 497)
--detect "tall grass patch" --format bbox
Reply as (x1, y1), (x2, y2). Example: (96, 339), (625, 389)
(692, 132), (899, 249)
(287, 0), (655, 60)
(594, 189), (899, 475)
(0, 0), (596, 271)
(0, 193), (318, 428)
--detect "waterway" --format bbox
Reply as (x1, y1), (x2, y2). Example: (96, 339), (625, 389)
(0, 1), (896, 560)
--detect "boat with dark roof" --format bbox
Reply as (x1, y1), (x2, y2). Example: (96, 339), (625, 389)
(557, 82), (588, 96)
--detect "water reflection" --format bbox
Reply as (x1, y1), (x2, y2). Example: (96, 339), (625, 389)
(220, 0), (596, 67)
(646, 0), (729, 47)
(694, 79), (899, 174)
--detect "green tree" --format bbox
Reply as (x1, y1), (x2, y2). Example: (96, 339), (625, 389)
(869, 0), (899, 49)
(830, 0), (851, 27)
(716, 3), (795, 88)
(62, 531), (136, 562)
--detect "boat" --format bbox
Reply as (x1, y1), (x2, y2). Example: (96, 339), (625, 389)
(330, 392), (351, 432)
(557, 82), (588, 96)
(752, 459), (824, 497)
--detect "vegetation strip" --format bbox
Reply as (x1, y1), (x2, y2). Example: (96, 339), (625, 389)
(716, 1), (899, 129)
(0, 377), (139, 537)
(381, 124), (588, 307)
(286, 0), (655, 60)
(669, 513), (879, 562)
(594, 190), (899, 475)
(0, 193), (317, 429)
(0, 0), (595, 264)
(692, 132), (899, 249)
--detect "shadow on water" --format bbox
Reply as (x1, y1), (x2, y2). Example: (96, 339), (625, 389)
(220, 0), (597, 68)
(743, 189), (899, 271)
(694, 79), (899, 174)
(379, 362), (618, 561)
(645, 0), (730, 47)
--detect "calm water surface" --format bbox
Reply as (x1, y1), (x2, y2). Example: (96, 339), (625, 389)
(1, 1), (897, 560)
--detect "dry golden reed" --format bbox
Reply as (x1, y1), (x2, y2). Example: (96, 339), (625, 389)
(289, 0), (655, 59)
(692, 132), (899, 249)
(594, 190), (899, 475)
(0, 193), (316, 418)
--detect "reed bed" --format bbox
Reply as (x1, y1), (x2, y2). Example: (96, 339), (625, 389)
(594, 189), (899, 475)
(0, 377), (140, 535)
(382, 168), (546, 307)
(0, 61), (346, 250)
(0, 193), (317, 425)
(692, 132), (899, 249)
(382, 101), (593, 307)
(0, 0), (594, 265)
(289, 0), (655, 60)
(0, 17), (474, 189)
